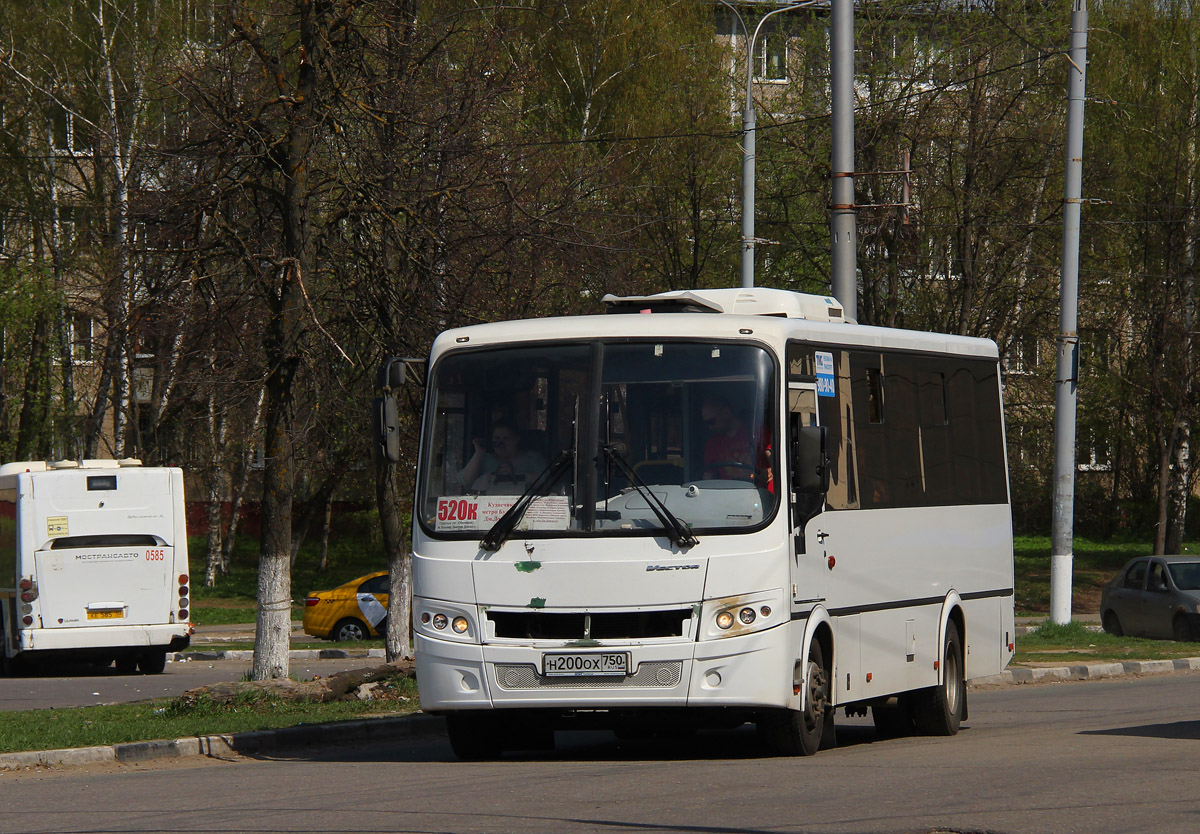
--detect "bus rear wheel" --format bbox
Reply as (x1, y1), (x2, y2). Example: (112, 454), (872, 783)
(445, 713), (505, 761)
(914, 620), (966, 736)
(758, 640), (830, 756)
(138, 651), (167, 675)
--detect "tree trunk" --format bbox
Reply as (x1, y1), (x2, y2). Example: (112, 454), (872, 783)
(1166, 420), (1191, 554)
(204, 418), (228, 587)
(252, 264), (302, 681)
(378, 459), (411, 662)
(15, 314), (49, 460)
(220, 388), (265, 569)
(1154, 425), (1176, 555)
(318, 493), (333, 571)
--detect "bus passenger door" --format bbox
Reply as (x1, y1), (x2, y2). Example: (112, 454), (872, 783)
(787, 383), (827, 609)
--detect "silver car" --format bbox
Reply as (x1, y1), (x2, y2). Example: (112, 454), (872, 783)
(1100, 556), (1200, 641)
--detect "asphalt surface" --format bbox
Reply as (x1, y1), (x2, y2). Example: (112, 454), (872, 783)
(3, 613), (1199, 772)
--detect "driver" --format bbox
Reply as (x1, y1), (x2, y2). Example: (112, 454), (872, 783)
(460, 421), (547, 492)
(701, 396), (753, 480)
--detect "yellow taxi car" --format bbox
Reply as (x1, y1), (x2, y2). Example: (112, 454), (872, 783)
(302, 571), (389, 641)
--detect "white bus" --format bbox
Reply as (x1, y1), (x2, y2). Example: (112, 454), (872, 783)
(0, 459), (192, 674)
(407, 288), (1014, 758)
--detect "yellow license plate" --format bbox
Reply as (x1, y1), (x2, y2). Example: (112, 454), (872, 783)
(86, 610), (124, 620)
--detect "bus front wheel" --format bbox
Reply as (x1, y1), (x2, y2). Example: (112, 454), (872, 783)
(758, 641), (830, 756)
(914, 620), (966, 736)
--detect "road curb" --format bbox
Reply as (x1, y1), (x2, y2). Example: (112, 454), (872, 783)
(0, 713), (445, 772)
(969, 655), (1200, 687)
(175, 648), (387, 662)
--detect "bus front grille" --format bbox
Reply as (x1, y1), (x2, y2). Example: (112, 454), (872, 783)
(487, 609), (692, 640)
(493, 661), (683, 690)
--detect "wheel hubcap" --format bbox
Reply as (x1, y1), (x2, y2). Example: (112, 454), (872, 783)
(945, 649), (961, 715)
(805, 659), (828, 730)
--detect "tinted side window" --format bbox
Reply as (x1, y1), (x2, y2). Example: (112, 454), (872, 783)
(360, 574), (389, 595)
(1124, 561), (1147, 590)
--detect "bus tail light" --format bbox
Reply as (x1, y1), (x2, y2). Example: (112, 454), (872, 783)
(177, 576), (189, 620)
(18, 578), (37, 603)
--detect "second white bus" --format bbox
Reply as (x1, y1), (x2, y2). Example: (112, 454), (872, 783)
(0, 459), (192, 674)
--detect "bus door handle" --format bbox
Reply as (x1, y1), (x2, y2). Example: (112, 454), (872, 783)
(815, 530), (829, 544)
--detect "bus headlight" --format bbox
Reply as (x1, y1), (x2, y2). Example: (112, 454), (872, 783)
(700, 590), (785, 640)
(415, 599), (479, 643)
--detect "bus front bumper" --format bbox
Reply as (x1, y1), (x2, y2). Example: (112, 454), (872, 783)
(415, 624), (794, 712)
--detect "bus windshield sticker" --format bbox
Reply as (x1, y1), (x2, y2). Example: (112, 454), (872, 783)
(815, 351), (835, 398)
(436, 495), (569, 532)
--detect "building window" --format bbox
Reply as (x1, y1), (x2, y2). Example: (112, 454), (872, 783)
(72, 313), (94, 361)
(1077, 425), (1111, 472)
(755, 35), (787, 81)
(1004, 334), (1040, 375)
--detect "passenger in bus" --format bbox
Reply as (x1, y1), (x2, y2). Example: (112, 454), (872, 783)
(460, 421), (547, 492)
(701, 396), (755, 480)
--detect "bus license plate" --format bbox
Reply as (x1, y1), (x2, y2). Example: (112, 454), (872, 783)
(543, 651), (629, 677)
(86, 610), (123, 620)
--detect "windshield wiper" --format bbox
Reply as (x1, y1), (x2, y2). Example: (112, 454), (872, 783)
(480, 450), (574, 551)
(601, 444), (699, 549)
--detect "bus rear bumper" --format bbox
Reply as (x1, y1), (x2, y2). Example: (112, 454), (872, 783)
(416, 625), (794, 712)
(20, 623), (191, 653)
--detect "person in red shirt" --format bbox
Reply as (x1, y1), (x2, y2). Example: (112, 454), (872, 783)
(701, 396), (753, 480)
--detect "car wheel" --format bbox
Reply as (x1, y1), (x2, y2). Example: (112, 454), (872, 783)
(115, 655), (138, 674)
(331, 617), (369, 642)
(1172, 614), (1196, 642)
(913, 620), (966, 736)
(1102, 610), (1124, 637)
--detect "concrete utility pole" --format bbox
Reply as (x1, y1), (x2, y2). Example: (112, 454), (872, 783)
(829, 0), (857, 319)
(1050, 0), (1088, 625)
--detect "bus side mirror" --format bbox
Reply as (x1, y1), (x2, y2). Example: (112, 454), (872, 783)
(791, 422), (829, 495)
(377, 357), (407, 390)
(373, 357), (408, 464)
(373, 395), (401, 463)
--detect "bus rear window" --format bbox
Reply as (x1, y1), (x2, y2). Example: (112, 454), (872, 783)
(48, 535), (159, 549)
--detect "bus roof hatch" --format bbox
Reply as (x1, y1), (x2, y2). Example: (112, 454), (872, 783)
(601, 288), (848, 322)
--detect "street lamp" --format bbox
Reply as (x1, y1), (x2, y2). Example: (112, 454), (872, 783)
(717, 1), (818, 288)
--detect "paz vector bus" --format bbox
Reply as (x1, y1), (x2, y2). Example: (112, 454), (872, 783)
(397, 287), (1014, 758)
(0, 459), (192, 674)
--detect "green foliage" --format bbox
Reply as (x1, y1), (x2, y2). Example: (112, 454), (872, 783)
(1015, 618), (1200, 664)
(0, 686), (418, 754)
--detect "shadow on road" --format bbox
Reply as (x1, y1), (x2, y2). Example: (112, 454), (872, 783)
(1081, 721), (1200, 741)
(255, 721), (898, 766)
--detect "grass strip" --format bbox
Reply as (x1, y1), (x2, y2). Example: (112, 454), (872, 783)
(1014, 619), (1200, 664)
(0, 675), (419, 755)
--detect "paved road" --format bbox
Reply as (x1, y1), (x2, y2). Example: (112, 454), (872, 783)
(2, 672), (1198, 833)
(0, 656), (378, 711)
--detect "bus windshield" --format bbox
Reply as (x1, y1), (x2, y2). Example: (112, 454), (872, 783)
(417, 340), (778, 540)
